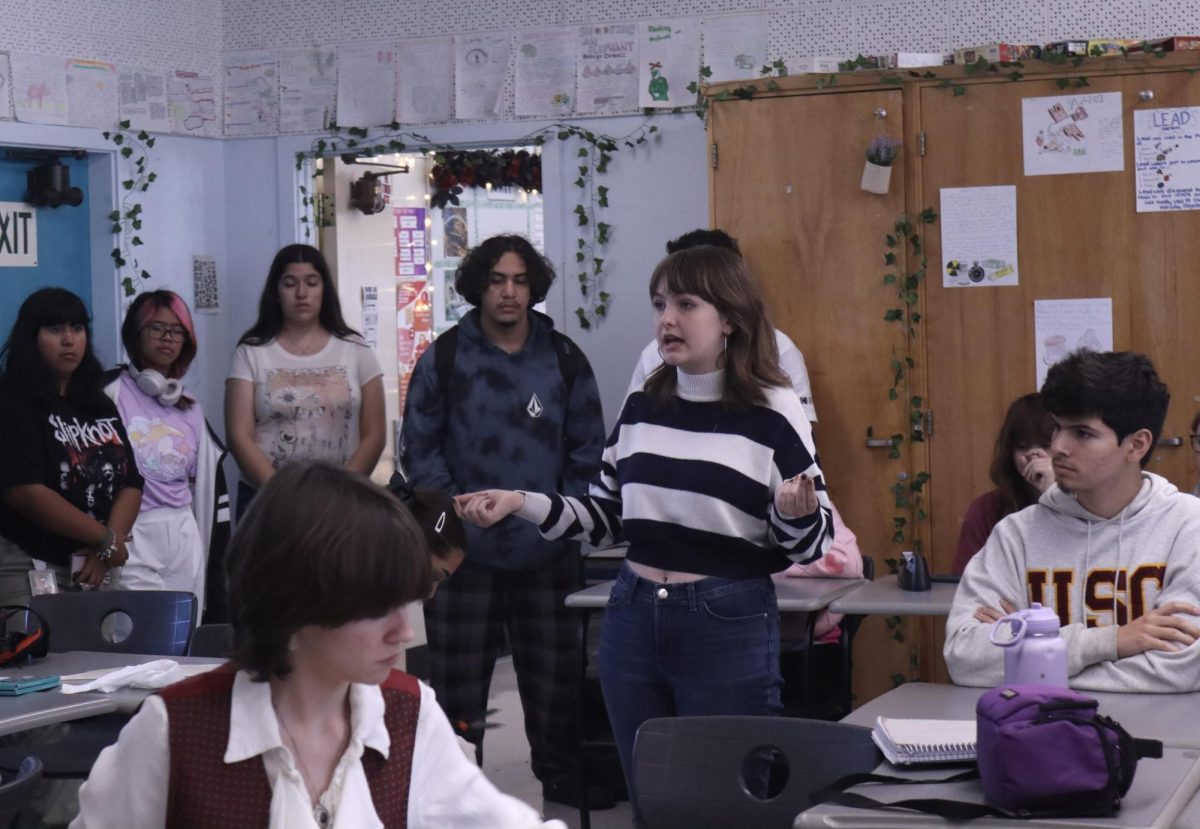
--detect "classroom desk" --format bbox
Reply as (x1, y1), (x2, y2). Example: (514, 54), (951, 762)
(795, 746), (1200, 829)
(828, 575), (958, 616)
(842, 682), (1200, 750)
(0, 651), (222, 736)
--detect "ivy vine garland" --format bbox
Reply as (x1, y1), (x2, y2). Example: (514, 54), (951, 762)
(295, 119), (659, 329)
(103, 120), (158, 297)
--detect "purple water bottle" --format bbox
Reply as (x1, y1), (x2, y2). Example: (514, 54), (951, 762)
(988, 603), (1068, 687)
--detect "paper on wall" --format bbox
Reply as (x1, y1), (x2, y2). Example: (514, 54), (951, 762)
(702, 14), (768, 82)
(940, 185), (1020, 288)
(167, 71), (218, 137)
(455, 33), (512, 120)
(361, 285), (379, 348)
(279, 46), (336, 134)
(337, 42), (395, 128)
(576, 24), (637, 114)
(65, 59), (118, 129)
(1022, 91), (1124, 176)
(192, 255), (219, 313)
(118, 65), (170, 133)
(514, 29), (575, 117)
(224, 50), (279, 138)
(639, 18), (701, 109)
(396, 38), (452, 125)
(0, 53), (12, 120)
(10, 52), (69, 126)
(1034, 298), (1112, 389)
(1134, 107), (1200, 213)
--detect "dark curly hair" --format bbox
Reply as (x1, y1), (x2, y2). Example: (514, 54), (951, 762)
(453, 234), (554, 307)
(1041, 350), (1169, 468)
(226, 462), (432, 680)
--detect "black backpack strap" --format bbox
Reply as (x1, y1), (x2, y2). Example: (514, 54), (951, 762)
(810, 768), (1015, 822)
(549, 330), (580, 396)
(432, 325), (459, 403)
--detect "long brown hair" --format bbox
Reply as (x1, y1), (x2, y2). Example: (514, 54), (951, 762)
(990, 393), (1055, 519)
(644, 246), (786, 410)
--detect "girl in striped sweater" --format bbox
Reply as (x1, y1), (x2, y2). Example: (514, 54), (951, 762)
(458, 245), (834, 799)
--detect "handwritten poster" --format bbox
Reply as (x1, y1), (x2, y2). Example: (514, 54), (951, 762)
(65, 59), (118, 129)
(514, 29), (575, 117)
(639, 19), (701, 109)
(337, 43), (395, 128)
(940, 185), (1020, 288)
(118, 65), (170, 133)
(576, 24), (637, 113)
(0, 53), (11, 120)
(396, 38), (452, 124)
(10, 52), (68, 126)
(455, 34), (511, 120)
(1134, 107), (1200, 213)
(224, 50), (279, 138)
(702, 15), (768, 82)
(168, 71), (218, 137)
(1022, 91), (1124, 176)
(1033, 298), (1112, 389)
(280, 46), (336, 134)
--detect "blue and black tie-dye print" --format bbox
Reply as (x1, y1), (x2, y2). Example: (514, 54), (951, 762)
(400, 309), (605, 570)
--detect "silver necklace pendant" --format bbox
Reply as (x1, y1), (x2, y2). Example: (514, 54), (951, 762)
(315, 802), (331, 827)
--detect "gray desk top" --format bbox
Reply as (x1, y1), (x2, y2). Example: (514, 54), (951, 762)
(829, 575), (958, 616)
(565, 577), (865, 612)
(0, 651), (223, 735)
(843, 682), (1200, 750)
(796, 746), (1200, 829)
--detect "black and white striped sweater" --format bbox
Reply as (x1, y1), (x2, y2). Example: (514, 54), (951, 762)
(518, 368), (833, 579)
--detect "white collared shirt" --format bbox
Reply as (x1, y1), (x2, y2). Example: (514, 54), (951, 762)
(72, 670), (565, 829)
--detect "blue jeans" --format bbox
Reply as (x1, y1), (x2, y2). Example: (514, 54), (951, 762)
(597, 564), (782, 803)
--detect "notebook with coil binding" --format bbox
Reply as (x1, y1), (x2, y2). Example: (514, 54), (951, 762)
(871, 716), (976, 765)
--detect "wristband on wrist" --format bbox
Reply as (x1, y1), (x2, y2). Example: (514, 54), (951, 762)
(93, 527), (118, 562)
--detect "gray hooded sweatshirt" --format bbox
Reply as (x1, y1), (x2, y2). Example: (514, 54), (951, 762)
(944, 472), (1200, 692)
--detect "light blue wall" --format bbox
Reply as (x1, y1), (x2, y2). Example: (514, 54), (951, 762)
(0, 153), (91, 342)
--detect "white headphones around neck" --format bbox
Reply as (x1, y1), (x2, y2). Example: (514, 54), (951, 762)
(128, 366), (184, 406)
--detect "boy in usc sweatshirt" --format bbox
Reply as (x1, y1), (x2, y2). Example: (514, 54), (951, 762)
(944, 350), (1200, 692)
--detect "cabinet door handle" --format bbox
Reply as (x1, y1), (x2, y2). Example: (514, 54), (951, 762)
(865, 439), (894, 448)
(1157, 436), (1183, 447)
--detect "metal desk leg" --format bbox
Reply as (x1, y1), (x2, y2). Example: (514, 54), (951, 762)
(575, 605), (592, 829)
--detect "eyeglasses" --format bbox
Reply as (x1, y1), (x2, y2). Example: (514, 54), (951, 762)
(143, 322), (187, 341)
(1191, 434), (1200, 451)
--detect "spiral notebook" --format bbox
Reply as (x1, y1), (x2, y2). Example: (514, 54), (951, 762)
(871, 716), (977, 765)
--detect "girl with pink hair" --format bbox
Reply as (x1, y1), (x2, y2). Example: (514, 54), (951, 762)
(105, 290), (225, 612)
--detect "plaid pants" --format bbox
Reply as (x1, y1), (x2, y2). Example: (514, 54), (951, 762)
(423, 557), (581, 783)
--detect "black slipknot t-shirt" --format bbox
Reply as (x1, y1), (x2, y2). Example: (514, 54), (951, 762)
(0, 384), (143, 566)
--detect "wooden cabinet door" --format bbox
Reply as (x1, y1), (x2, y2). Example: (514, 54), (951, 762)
(711, 88), (924, 703)
(918, 68), (1200, 575)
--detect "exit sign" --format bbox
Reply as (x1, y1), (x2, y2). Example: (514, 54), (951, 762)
(0, 203), (37, 267)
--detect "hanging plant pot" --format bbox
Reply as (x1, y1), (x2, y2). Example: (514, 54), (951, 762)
(861, 161), (892, 195)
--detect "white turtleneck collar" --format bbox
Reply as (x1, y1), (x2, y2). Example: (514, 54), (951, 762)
(675, 367), (724, 402)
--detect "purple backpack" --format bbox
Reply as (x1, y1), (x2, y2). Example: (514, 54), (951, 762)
(812, 684), (1162, 820)
(976, 684), (1160, 817)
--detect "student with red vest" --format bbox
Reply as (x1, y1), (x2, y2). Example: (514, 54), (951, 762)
(72, 462), (563, 829)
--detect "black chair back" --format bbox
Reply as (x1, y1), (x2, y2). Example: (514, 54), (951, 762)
(31, 591), (196, 656)
(188, 623), (233, 658)
(0, 756), (42, 828)
(632, 716), (881, 829)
